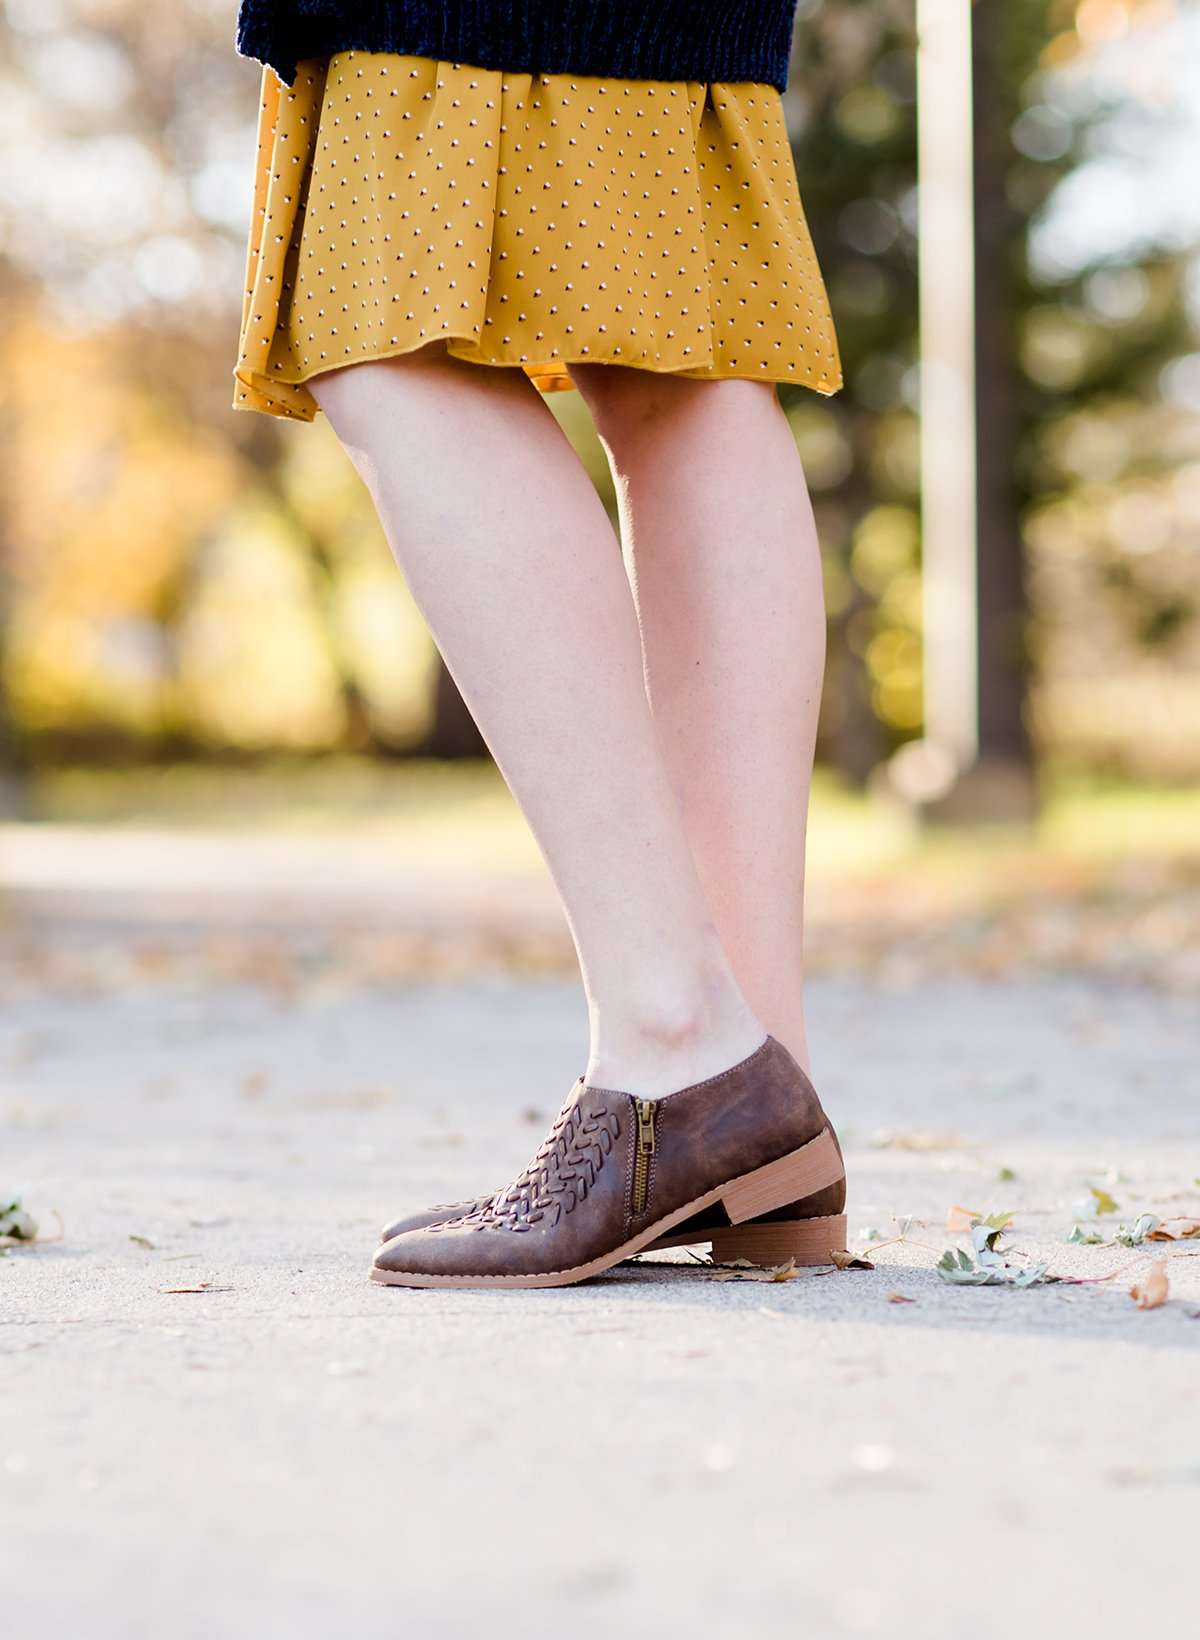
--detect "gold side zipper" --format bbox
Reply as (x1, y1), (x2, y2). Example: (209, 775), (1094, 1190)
(632, 1098), (657, 1216)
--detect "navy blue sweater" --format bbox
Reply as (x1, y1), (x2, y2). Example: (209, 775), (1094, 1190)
(236, 2), (800, 92)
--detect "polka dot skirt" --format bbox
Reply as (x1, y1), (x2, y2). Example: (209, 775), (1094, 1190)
(233, 52), (843, 421)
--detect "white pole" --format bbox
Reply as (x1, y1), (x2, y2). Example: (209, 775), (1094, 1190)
(915, 0), (979, 775)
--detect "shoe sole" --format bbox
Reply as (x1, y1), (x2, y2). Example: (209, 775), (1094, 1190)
(370, 1127), (844, 1289)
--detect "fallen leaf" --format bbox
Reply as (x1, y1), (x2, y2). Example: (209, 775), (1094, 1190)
(1113, 1213), (1160, 1247)
(1066, 1223), (1105, 1244)
(710, 1258), (798, 1283)
(935, 1240), (1049, 1288)
(831, 1249), (875, 1270)
(946, 1204), (980, 1233)
(129, 1234), (156, 1250)
(1130, 1260), (1169, 1310)
(0, 1195), (38, 1241)
(886, 1291), (916, 1304)
(1146, 1217), (1200, 1242)
(1089, 1187), (1120, 1217)
(997, 1166), (1018, 1182)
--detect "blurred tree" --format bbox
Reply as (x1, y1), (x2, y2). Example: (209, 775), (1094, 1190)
(784, 0), (920, 781)
(786, 0), (1199, 792)
(0, 0), (471, 761)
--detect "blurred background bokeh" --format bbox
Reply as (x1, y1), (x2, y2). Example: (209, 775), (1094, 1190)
(1, 0), (1198, 992)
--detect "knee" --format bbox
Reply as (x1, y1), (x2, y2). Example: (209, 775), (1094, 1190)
(570, 364), (779, 456)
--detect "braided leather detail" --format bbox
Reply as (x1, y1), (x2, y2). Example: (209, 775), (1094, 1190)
(436, 1097), (620, 1236)
(429, 1193), (494, 1215)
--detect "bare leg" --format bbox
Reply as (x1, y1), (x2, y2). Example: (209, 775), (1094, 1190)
(307, 346), (765, 1096)
(571, 367), (825, 1075)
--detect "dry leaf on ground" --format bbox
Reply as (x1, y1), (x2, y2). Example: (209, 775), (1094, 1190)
(886, 1291), (916, 1304)
(709, 1258), (798, 1283)
(1129, 1259), (1170, 1310)
(1146, 1217), (1200, 1242)
(831, 1249), (875, 1270)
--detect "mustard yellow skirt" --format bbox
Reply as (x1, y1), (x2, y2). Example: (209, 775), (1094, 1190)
(233, 51), (842, 421)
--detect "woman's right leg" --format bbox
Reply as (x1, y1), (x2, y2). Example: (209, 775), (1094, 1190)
(307, 345), (764, 1097)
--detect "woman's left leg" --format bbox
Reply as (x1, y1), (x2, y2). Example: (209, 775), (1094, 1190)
(570, 367), (826, 1077)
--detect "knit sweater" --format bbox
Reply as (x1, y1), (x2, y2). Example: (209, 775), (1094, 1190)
(236, 2), (800, 93)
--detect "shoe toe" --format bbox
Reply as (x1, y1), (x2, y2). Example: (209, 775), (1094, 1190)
(372, 1223), (484, 1282)
(377, 1192), (495, 1246)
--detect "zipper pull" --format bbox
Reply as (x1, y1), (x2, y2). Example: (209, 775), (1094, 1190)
(636, 1099), (657, 1154)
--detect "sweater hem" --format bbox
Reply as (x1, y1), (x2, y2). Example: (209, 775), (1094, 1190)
(236, 3), (795, 92)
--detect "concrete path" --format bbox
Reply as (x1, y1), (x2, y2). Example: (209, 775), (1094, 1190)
(3, 963), (1197, 1638)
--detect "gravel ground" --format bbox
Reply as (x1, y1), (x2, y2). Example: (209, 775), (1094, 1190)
(2, 959), (1197, 1638)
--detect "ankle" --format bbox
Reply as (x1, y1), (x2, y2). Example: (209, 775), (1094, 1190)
(585, 973), (767, 1098)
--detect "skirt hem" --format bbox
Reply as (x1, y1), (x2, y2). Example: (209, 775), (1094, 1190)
(232, 341), (843, 422)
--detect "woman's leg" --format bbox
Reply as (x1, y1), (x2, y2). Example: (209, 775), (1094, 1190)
(570, 367), (825, 1075)
(306, 345), (765, 1096)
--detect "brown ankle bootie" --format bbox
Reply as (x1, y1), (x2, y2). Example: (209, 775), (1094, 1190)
(371, 1034), (846, 1289)
(379, 1171), (845, 1266)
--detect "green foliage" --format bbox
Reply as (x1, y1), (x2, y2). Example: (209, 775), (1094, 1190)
(936, 1222), (1050, 1287)
(0, 1193), (38, 1241)
(1113, 1213), (1161, 1247)
(1068, 1211), (1161, 1247)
